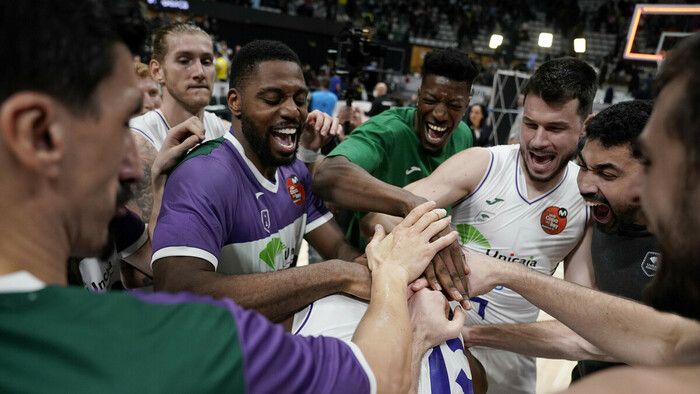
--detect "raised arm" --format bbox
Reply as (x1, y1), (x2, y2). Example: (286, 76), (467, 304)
(313, 155), (423, 217)
(464, 252), (700, 366)
(353, 201), (459, 393)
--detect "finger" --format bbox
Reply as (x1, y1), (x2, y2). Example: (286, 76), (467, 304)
(434, 252), (465, 302)
(401, 201), (437, 228)
(449, 243), (470, 300)
(449, 305), (467, 330)
(429, 230), (458, 253)
(369, 224), (386, 245)
(423, 262), (441, 291)
(318, 114), (332, 136)
(410, 277), (429, 292)
(328, 116), (340, 136)
(413, 208), (447, 233)
(423, 216), (452, 241)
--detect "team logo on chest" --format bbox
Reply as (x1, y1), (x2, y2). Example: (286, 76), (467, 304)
(641, 252), (660, 277)
(286, 175), (305, 206)
(540, 206), (568, 235)
(260, 209), (271, 233)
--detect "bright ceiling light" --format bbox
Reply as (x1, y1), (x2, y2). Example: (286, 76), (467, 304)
(489, 34), (503, 49)
(538, 32), (553, 48)
(574, 38), (586, 53)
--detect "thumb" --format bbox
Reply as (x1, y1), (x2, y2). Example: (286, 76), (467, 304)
(370, 224), (386, 245)
(448, 306), (467, 336)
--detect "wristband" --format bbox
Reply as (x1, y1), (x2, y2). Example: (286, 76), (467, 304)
(297, 145), (320, 163)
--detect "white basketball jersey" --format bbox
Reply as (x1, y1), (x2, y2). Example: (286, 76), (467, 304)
(293, 295), (474, 394)
(452, 144), (588, 394)
(129, 109), (226, 151)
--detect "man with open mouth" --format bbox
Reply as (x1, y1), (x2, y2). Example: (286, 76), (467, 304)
(149, 40), (372, 324)
(313, 48), (480, 309)
(354, 56), (599, 394)
(461, 100), (661, 384)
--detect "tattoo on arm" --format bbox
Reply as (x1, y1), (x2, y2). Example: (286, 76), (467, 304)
(127, 132), (158, 222)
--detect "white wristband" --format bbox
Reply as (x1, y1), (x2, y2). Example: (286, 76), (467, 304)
(297, 145), (320, 163)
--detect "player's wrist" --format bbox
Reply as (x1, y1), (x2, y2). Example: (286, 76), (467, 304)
(297, 145), (320, 163)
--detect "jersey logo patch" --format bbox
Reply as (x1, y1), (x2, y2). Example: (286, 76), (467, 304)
(286, 175), (305, 206)
(261, 209), (271, 233)
(540, 206), (568, 234)
(456, 224), (491, 248)
(260, 238), (287, 269)
(405, 166), (421, 175)
(474, 210), (495, 223)
(641, 252), (660, 277)
(486, 197), (504, 205)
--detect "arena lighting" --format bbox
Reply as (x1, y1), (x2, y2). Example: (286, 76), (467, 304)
(489, 34), (504, 49)
(624, 4), (700, 61)
(538, 32), (553, 48)
(574, 38), (586, 53)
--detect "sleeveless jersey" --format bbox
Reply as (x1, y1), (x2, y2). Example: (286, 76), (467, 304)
(151, 131), (332, 274)
(451, 144), (588, 394)
(129, 109), (226, 150)
(293, 295), (474, 394)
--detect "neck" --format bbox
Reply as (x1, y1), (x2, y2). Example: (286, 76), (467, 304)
(0, 197), (68, 285)
(160, 91), (205, 128)
(232, 127), (277, 181)
(519, 157), (567, 199)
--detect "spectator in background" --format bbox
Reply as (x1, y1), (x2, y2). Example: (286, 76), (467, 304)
(330, 72), (343, 97)
(215, 49), (228, 81)
(134, 62), (162, 114)
(464, 103), (492, 146)
(366, 81), (391, 117)
(310, 76), (338, 116)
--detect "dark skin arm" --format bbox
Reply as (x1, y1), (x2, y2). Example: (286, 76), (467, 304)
(312, 156), (425, 217)
(153, 256), (370, 322)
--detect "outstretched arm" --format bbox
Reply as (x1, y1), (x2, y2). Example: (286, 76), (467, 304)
(353, 201), (459, 393)
(464, 252), (700, 366)
(313, 155), (423, 217)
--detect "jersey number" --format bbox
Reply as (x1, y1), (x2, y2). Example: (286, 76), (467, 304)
(470, 296), (489, 320)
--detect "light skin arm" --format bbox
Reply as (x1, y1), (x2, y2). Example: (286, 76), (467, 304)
(353, 201), (459, 393)
(362, 147), (493, 307)
(462, 221), (607, 361)
(464, 251), (700, 366)
(564, 365), (700, 393)
(126, 131), (157, 220)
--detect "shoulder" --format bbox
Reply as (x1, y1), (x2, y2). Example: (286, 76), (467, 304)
(129, 110), (164, 133)
(167, 137), (235, 188)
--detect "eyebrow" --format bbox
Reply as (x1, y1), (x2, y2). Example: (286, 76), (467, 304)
(522, 116), (569, 128)
(258, 86), (308, 96)
(578, 151), (621, 172)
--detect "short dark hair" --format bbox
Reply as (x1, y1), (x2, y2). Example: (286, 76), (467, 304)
(585, 100), (653, 157)
(229, 40), (301, 92)
(523, 57), (598, 120)
(0, 0), (147, 118)
(318, 77), (331, 90)
(151, 22), (211, 64)
(422, 48), (479, 85)
(652, 32), (700, 172)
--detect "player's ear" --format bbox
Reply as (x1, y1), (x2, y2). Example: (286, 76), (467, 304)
(581, 113), (595, 137)
(0, 92), (63, 179)
(228, 88), (242, 120)
(150, 59), (165, 84)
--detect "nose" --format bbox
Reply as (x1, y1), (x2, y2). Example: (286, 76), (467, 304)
(142, 92), (155, 113)
(433, 102), (448, 123)
(280, 97), (301, 120)
(120, 132), (142, 186)
(530, 126), (549, 148)
(576, 167), (597, 196)
(192, 59), (205, 79)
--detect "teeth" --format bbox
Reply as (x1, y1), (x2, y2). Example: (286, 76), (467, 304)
(275, 128), (296, 135)
(427, 123), (447, 132)
(585, 201), (601, 207)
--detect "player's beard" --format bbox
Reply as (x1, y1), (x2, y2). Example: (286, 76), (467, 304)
(520, 144), (578, 184)
(643, 179), (700, 321)
(241, 114), (298, 168)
